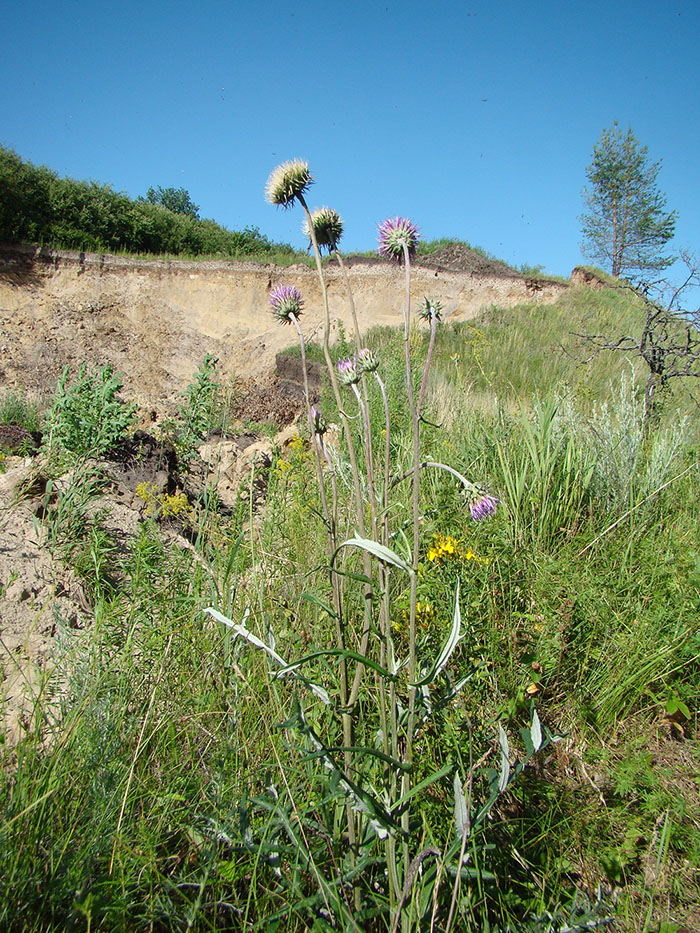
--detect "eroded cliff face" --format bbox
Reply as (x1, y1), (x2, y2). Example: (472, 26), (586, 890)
(0, 243), (566, 415)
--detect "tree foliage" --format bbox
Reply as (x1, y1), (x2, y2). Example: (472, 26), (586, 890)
(0, 146), (295, 260)
(580, 124), (676, 279)
(143, 185), (200, 219)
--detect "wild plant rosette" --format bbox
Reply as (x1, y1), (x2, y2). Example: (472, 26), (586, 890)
(268, 283), (304, 324)
(303, 206), (344, 253)
(377, 216), (420, 263)
(265, 159), (313, 208)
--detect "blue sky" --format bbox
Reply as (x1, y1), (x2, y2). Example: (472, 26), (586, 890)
(2, 0), (698, 278)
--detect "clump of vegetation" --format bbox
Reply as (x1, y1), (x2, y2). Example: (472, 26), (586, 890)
(0, 389), (42, 434)
(0, 145), (301, 261)
(44, 363), (137, 458)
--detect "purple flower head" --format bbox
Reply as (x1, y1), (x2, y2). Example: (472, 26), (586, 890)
(265, 159), (313, 208)
(336, 355), (360, 386)
(357, 347), (379, 373)
(303, 206), (343, 254)
(377, 217), (420, 264)
(469, 492), (500, 523)
(268, 283), (304, 324)
(418, 297), (444, 323)
(309, 405), (327, 435)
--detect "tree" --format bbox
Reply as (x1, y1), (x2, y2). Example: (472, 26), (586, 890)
(580, 123), (676, 279)
(576, 251), (700, 432)
(144, 185), (200, 219)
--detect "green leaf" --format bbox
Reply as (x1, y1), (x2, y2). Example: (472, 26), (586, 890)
(453, 771), (468, 840)
(300, 592), (337, 619)
(278, 647), (396, 682)
(411, 581), (463, 687)
(390, 760), (453, 813)
(497, 724), (510, 793)
(333, 535), (414, 575)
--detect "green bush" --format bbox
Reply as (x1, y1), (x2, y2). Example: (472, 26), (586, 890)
(46, 364), (137, 457)
(0, 145), (301, 260)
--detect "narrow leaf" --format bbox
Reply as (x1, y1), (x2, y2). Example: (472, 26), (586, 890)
(411, 581), (463, 687)
(390, 760), (453, 813)
(334, 535), (414, 575)
(498, 724), (510, 792)
(453, 771), (468, 840)
(205, 607), (330, 704)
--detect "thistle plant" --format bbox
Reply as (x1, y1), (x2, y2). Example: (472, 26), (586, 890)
(377, 216), (420, 264)
(469, 490), (500, 522)
(264, 158), (313, 208)
(303, 206), (343, 253)
(417, 297), (443, 417)
(208, 161), (516, 927)
(267, 282), (304, 324)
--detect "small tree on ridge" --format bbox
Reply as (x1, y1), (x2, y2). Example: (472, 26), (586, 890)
(580, 123), (676, 279)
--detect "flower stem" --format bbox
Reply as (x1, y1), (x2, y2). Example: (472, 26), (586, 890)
(400, 241), (420, 877)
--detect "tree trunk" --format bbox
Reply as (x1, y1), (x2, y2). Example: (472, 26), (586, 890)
(643, 370), (662, 435)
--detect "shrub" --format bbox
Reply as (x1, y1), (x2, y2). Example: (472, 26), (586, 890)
(46, 363), (137, 457)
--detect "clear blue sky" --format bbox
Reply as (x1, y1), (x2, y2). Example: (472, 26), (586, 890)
(2, 0), (698, 278)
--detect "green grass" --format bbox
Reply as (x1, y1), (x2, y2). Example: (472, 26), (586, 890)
(1, 280), (699, 931)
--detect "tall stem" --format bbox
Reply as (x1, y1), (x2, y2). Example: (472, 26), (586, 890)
(399, 243), (420, 878)
(336, 247), (376, 502)
(417, 311), (438, 419)
(291, 315), (347, 704)
(299, 195), (375, 709)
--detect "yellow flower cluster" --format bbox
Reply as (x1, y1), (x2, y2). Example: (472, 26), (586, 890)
(160, 491), (190, 518)
(427, 534), (460, 562)
(136, 482), (191, 520)
(393, 600), (436, 635)
(273, 433), (309, 479)
(427, 534), (484, 564)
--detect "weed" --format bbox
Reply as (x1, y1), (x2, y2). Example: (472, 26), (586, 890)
(45, 363), (136, 458)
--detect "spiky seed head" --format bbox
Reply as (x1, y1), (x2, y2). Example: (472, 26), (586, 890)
(418, 297), (444, 322)
(303, 207), (344, 253)
(377, 216), (420, 263)
(265, 159), (313, 208)
(336, 356), (360, 386)
(357, 347), (379, 373)
(268, 283), (304, 324)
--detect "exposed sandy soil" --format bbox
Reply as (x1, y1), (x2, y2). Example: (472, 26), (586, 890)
(0, 242), (566, 416)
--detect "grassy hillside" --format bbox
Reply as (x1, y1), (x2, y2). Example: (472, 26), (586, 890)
(0, 268), (698, 932)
